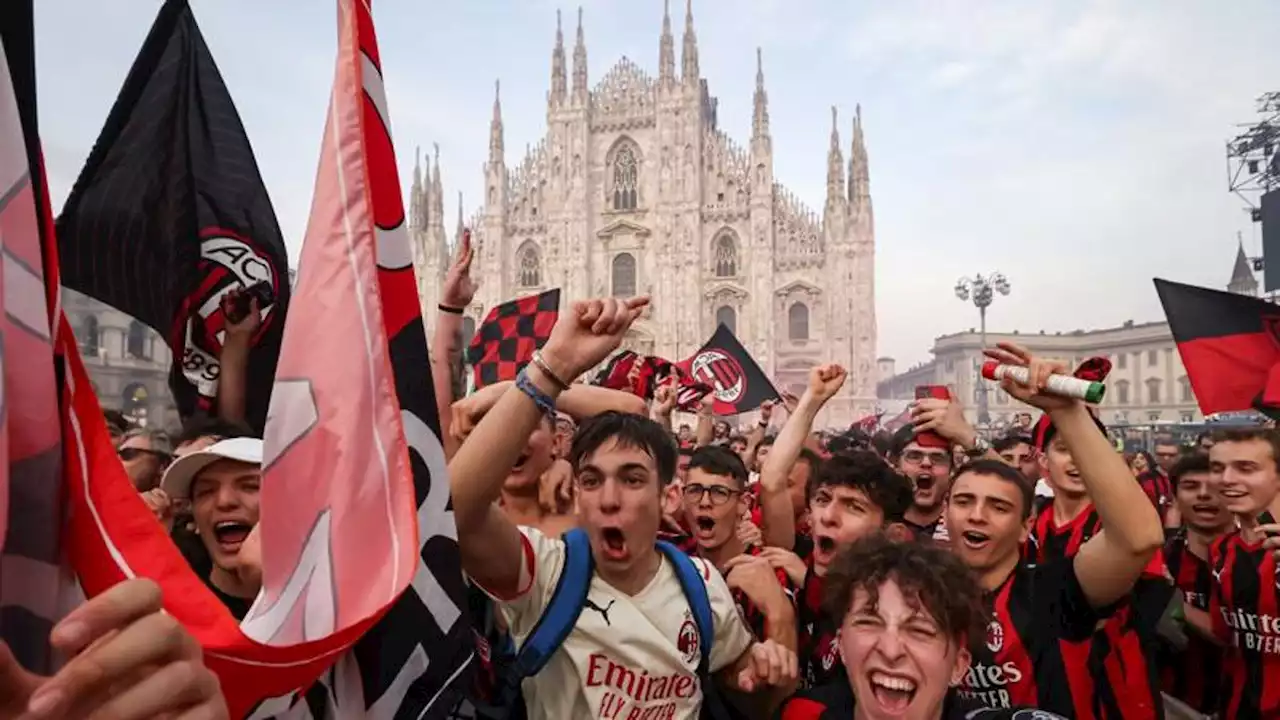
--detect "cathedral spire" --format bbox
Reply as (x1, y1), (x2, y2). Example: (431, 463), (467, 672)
(658, 0), (675, 87)
(681, 0), (699, 84)
(431, 142), (445, 223)
(455, 191), (465, 245)
(550, 9), (567, 106)
(849, 104), (869, 204)
(489, 80), (504, 163)
(752, 47), (769, 140)
(826, 106), (846, 208)
(572, 7), (588, 101)
(410, 145), (423, 229)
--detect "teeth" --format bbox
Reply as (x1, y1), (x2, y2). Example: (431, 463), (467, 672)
(870, 672), (916, 692)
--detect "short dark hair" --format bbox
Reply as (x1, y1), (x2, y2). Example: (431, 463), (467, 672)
(889, 425), (916, 458)
(808, 450), (913, 521)
(1170, 452), (1211, 485)
(953, 458), (1034, 519)
(569, 411), (678, 485)
(174, 415), (254, 449)
(992, 434), (1033, 454)
(870, 430), (893, 457)
(688, 445), (749, 487)
(796, 447), (823, 475)
(1153, 436), (1180, 449)
(825, 534), (988, 651)
(1211, 427), (1280, 468)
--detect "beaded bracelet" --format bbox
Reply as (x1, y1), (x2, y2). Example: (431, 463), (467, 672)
(516, 367), (557, 420)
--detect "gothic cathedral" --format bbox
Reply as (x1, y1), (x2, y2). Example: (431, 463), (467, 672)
(408, 2), (876, 427)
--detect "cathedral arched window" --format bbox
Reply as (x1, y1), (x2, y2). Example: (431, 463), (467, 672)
(612, 143), (639, 211)
(126, 320), (148, 359)
(82, 315), (100, 355)
(787, 302), (809, 342)
(713, 233), (738, 277)
(715, 306), (737, 335)
(518, 241), (542, 288)
(612, 253), (636, 298)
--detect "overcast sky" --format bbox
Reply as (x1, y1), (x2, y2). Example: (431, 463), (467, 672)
(31, 0), (1280, 367)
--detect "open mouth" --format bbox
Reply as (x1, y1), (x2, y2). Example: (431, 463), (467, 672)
(868, 671), (917, 713)
(815, 535), (837, 557)
(694, 515), (717, 537)
(914, 474), (935, 491)
(959, 530), (990, 551)
(1192, 503), (1220, 514)
(600, 527), (630, 562)
(511, 452), (530, 473)
(213, 521), (252, 550)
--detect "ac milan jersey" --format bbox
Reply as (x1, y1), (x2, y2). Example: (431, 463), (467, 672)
(1160, 529), (1222, 714)
(1137, 470), (1174, 524)
(796, 560), (842, 689)
(728, 545), (797, 641)
(776, 680), (1069, 719)
(1209, 531), (1280, 719)
(960, 559), (1107, 716)
(1024, 502), (1101, 564)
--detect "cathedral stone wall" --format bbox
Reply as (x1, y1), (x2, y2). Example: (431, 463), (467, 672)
(409, 3), (877, 427)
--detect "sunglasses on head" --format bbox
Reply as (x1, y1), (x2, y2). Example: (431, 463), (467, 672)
(118, 446), (172, 464)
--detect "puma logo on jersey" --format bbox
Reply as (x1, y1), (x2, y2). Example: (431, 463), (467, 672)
(584, 597), (617, 626)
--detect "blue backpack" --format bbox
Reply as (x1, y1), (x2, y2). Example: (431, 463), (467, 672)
(490, 528), (732, 720)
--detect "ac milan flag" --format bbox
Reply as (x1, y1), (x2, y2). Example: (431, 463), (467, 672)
(1155, 277), (1280, 419)
(466, 289), (560, 389)
(54, 0), (290, 434)
(678, 323), (779, 415)
(594, 350), (713, 410)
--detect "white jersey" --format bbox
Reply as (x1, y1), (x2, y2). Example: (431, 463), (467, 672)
(480, 526), (755, 720)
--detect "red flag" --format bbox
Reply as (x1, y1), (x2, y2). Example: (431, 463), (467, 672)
(1155, 278), (1280, 418)
(677, 323), (780, 415)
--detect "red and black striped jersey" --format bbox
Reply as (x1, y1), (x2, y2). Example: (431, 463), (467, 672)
(730, 544), (797, 641)
(960, 559), (1108, 716)
(1137, 470), (1175, 525)
(776, 680), (1068, 719)
(796, 559), (842, 689)
(1024, 502), (1102, 564)
(1160, 529), (1222, 714)
(657, 529), (698, 555)
(1209, 531), (1280, 719)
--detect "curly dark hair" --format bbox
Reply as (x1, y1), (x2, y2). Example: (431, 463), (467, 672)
(807, 449), (913, 521)
(825, 533), (988, 651)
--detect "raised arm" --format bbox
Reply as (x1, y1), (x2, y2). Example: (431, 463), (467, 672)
(216, 290), (260, 425)
(757, 364), (846, 549)
(990, 343), (1164, 608)
(433, 229), (478, 456)
(447, 296), (649, 597)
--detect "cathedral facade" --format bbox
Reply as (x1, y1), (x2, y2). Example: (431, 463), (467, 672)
(409, 3), (877, 426)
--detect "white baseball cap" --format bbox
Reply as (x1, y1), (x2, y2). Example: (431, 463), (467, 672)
(160, 437), (264, 498)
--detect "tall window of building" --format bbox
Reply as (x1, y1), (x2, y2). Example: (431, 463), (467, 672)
(1116, 380), (1130, 405)
(1146, 378), (1161, 404)
(518, 242), (541, 288)
(612, 144), (639, 211)
(1178, 376), (1192, 403)
(713, 233), (737, 277)
(1147, 349), (1158, 366)
(1117, 353), (1127, 370)
(126, 320), (148, 359)
(612, 253), (637, 297)
(788, 302), (809, 341)
(715, 305), (736, 334)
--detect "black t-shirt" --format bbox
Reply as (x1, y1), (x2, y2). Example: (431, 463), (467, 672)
(775, 679), (1067, 719)
(203, 574), (253, 620)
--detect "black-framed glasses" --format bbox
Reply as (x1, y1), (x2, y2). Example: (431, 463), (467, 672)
(901, 449), (952, 466)
(682, 483), (741, 506)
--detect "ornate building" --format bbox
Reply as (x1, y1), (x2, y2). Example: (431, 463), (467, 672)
(410, 2), (877, 425)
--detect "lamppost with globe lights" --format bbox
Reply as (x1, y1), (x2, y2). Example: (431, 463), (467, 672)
(955, 272), (1011, 426)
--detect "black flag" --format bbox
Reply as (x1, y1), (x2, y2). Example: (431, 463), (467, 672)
(55, 0), (289, 434)
(679, 323), (780, 415)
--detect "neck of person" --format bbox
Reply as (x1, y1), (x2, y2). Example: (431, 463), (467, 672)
(978, 549), (1022, 593)
(1051, 491), (1091, 525)
(209, 565), (258, 599)
(501, 488), (545, 527)
(702, 534), (747, 572)
(1183, 523), (1218, 561)
(599, 547), (663, 597)
(905, 502), (943, 528)
(1238, 496), (1280, 544)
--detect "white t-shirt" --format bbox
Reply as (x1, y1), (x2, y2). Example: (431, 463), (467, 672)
(482, 526), (755, 720)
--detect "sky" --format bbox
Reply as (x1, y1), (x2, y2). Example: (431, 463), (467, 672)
(31, 0), (1280, 368)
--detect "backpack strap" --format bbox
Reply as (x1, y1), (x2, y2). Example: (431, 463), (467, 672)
(656, 540), (714, 672)
(510, 528), (594, 679)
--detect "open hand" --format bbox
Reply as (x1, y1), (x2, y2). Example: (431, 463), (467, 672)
(0, 578), (227, 720)
(983, 342), (1077, 412)
(441, 228), (479, 309)
(541, 297), (651, 383)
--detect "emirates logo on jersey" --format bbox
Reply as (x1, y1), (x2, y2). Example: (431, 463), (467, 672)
(986, 620), (1004, 653)
(821, 638), (839, 671)
(676, 616), (700, 665)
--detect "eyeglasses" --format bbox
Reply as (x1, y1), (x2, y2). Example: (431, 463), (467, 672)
(119, 447), (172, 464)
(682, 483), (741, 506)
(901, 449), (952, 466)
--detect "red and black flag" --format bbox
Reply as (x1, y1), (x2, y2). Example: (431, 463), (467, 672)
(54, 0), (290, 434)
(593, 350), (714, 410)
(466, 288), (559, 389)
(678, 323), (779, 415)
(1155, 278), (1280, 418)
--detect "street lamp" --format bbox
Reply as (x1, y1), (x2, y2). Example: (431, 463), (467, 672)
(955, 272), (1011, 426)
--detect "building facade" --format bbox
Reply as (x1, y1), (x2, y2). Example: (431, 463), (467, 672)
(64, 289), (179, 431)
(408, 3), (877, 426)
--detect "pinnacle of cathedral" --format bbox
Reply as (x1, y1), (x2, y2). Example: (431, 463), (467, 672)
(410, 145), (424, 230)
(490, 80), (504, 163)
(658, 0), (675, 87)
(455, 191), (465, 245)
(550, 9), (567, 105)
(849, 104), (869, 203)
(430, 142), (444, 223)
(681, 0), (699, 84)
(826, 106), (846, 208)
(572, 7), (588, 99)
(752, 47), (769, 141)
(1228, 236), (1259, 295)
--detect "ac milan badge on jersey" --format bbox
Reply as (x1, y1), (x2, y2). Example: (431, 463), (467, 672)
(821, 638), (839, 671)
(677, 616), (700, 665)
(986, 620), (1004, 653)
(690, 348), (746, 405)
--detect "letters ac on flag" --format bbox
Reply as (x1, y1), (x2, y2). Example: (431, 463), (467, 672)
(679, 323), (779, 415)
(1155, 278), (1280, 418)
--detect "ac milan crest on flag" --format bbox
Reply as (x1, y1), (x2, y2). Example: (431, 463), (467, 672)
(54, 0), (290, 434)
(594, 350), (713, 410)
(1155, 278), (1280, 419)
(466, 289), (560, 389)
(678, 323), (779, 415)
